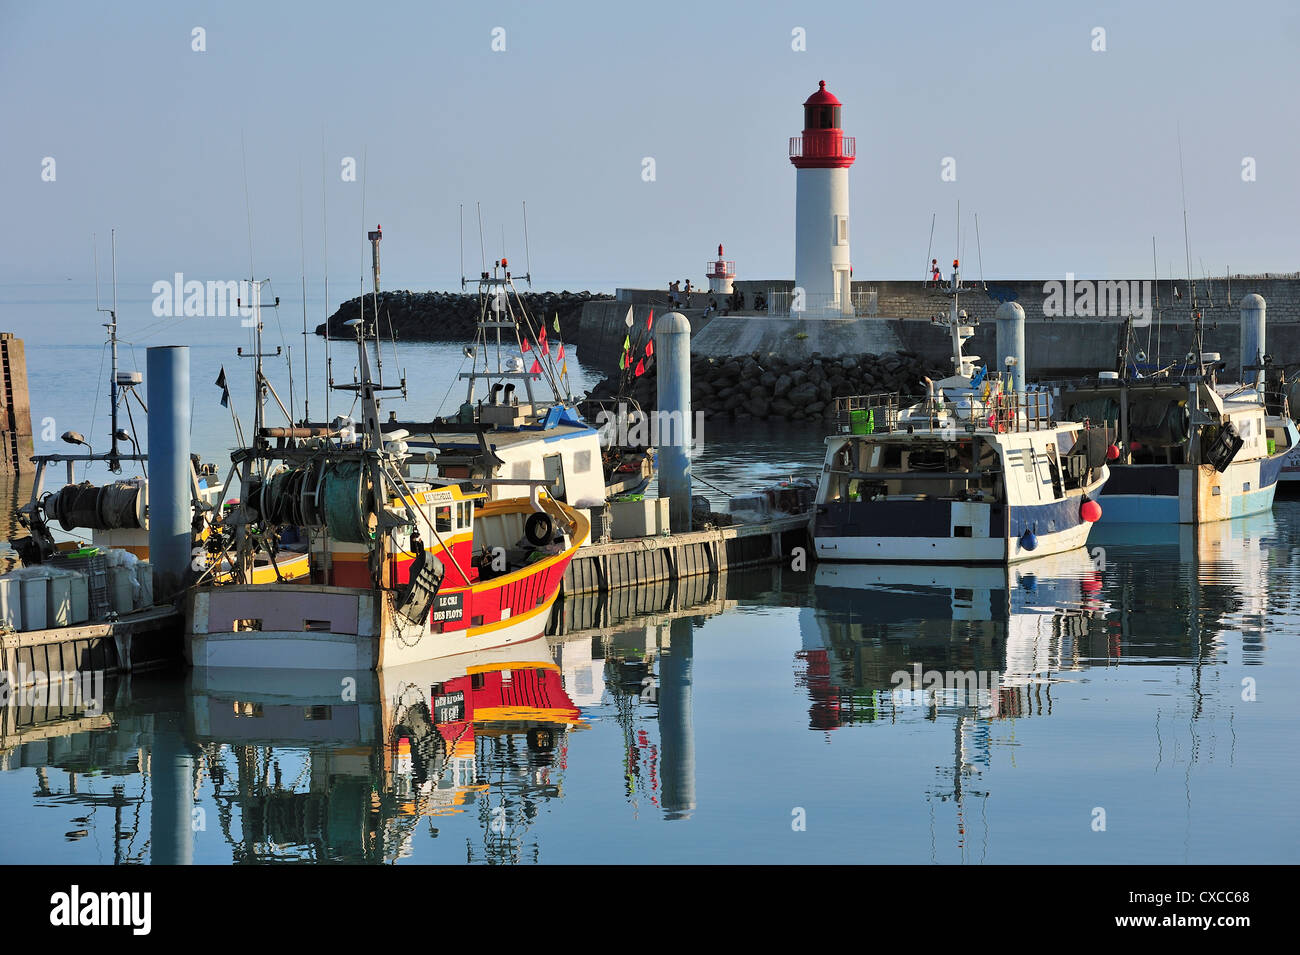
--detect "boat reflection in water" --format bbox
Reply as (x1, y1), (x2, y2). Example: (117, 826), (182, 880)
(1090, 510), (1277, 666)
(2, 514), (1281, 863)
(800, 509), (1280, 727)
(187, 638), (584, 864)
(796, 512), (1282, 860)
(799, 547), (1109, 731)
(799, 548), (1112, 859)
(0, 564), (746, 863)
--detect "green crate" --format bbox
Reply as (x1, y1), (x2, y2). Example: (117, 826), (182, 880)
(849, 408), (874, 434)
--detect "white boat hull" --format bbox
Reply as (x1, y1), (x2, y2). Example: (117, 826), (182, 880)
(814, 516), (1094, 564)
(187, 583), (560, 672)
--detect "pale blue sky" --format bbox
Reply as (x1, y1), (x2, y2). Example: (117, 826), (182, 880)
(2, 0), (1297, 292)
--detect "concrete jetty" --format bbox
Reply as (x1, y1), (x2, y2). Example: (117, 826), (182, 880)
(578, 275), (1300, 377)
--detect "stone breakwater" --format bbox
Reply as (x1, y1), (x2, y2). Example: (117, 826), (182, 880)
(587, 350), (948, 423)
(315, 290), (613, 341)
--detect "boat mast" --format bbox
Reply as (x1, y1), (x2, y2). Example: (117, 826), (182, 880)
(1177, 128), (1205, 375)
(949, 258), (963, 370)
(94, 230), (123, 472)
(369, 224), (384, 389)
(321, 133), (332, 422)
(299, 170), (310, 424)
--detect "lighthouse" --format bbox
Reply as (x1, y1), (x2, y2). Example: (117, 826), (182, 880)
(706, 244), (735, 295)
(790, 80), (855, 317)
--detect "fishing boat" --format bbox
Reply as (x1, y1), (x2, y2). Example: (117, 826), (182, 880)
(404, 245), (652, 507)
(13, 234), (308, 586)
(187, 238), (588, 672)
(810, 261), (1110, 563)
(1057, 305), (1296, 523)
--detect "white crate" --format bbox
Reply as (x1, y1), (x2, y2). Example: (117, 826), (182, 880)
(20, 577), (48, 630)
(69, 574), (90, 624)
(109, 566), (134, 615)
(610, 498), (656, 539)
(652, 497), (671, 534)
(47, 573), (73, 628)
(0, 578), (22, 631)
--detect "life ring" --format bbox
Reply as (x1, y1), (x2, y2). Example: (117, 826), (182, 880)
(524, 511), (554, 546)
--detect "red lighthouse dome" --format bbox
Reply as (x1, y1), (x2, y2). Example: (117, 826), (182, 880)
(790, 80), (855, 169)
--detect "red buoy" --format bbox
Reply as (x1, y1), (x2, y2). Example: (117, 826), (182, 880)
(1081, 499), (1102, 523)
(1106, 444), (1120, 461)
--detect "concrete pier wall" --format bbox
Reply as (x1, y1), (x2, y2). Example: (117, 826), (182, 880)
(584, 276), (1300, 379)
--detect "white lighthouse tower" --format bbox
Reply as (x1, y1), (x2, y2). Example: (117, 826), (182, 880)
(790, 80), (855, 317)
(706, 244), (735, 295)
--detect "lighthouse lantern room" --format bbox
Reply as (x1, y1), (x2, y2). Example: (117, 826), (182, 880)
(790, 80), (855, 317)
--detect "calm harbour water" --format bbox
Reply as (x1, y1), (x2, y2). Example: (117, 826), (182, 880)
(1, 287), (1297, 864)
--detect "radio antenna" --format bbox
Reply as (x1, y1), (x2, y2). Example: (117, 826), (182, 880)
(522, 200), (533, 287)
(299, 163), (310, 423)
(476, 202), (486, 275)
(923, 213), (935, 283)
(321, 131), (332, 421)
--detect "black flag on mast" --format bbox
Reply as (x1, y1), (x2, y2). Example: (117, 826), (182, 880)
(215, 366), (230, 408)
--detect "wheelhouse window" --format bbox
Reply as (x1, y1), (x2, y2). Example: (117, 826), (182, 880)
(436, 506), (452, 532)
